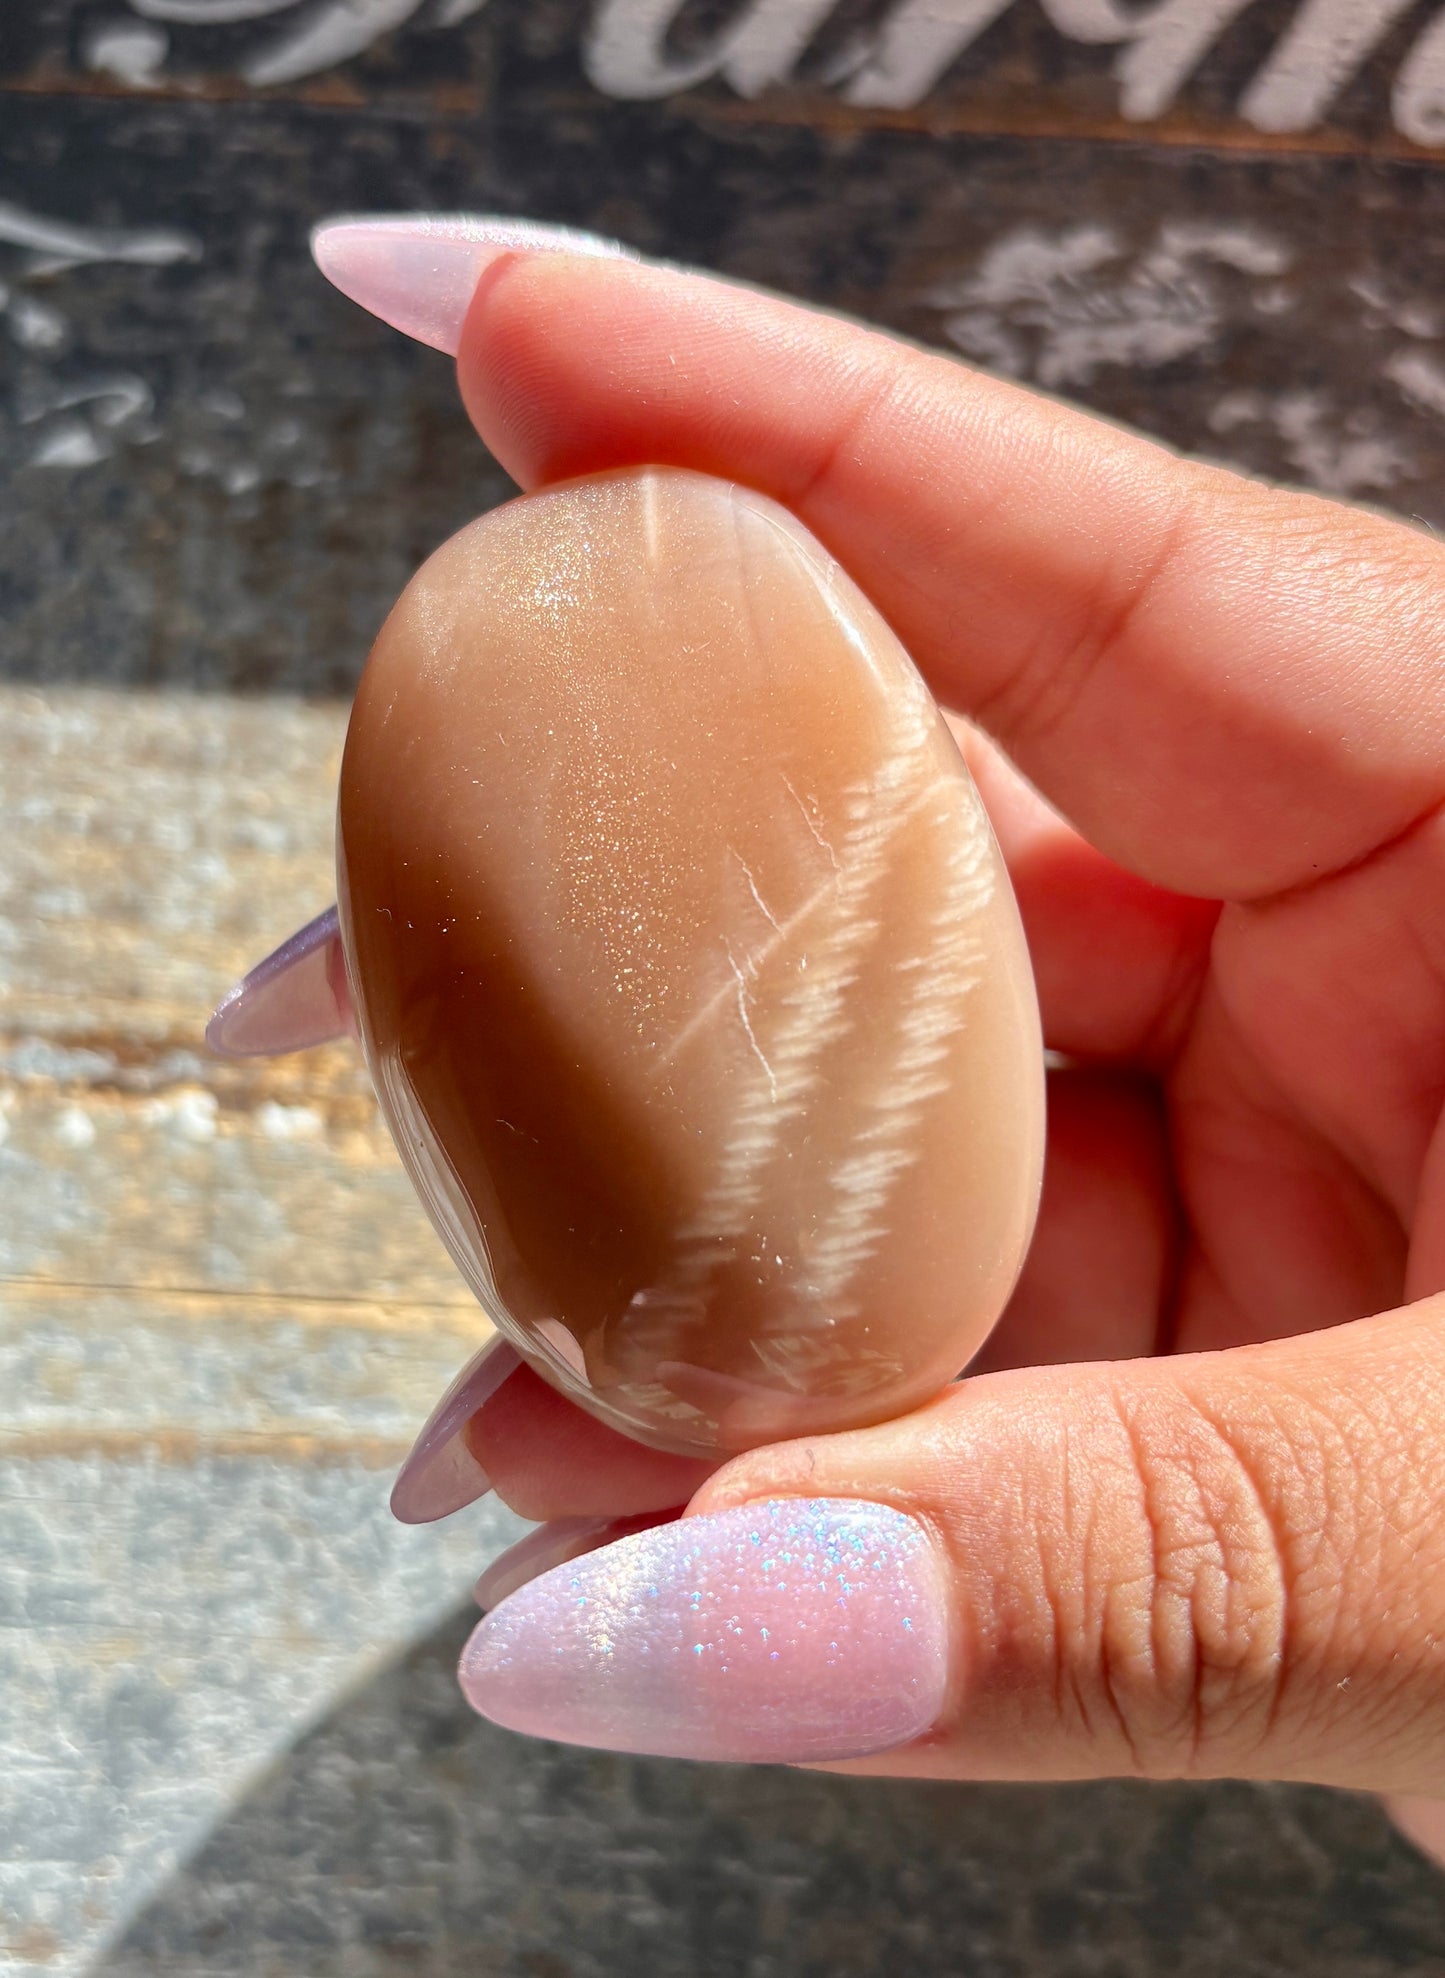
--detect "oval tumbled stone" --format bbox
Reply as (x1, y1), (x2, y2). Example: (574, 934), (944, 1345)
(338, 467), (1044, 1456)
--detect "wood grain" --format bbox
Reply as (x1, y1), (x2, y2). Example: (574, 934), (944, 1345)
(0, 681), (506, 1974)
(3, 93), (1445, 728)
(7, 0), (1445, 154)
(0, 684), (484, 1477)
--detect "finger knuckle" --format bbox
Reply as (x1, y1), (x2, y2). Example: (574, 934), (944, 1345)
(1057, 1382), (1329, 1777)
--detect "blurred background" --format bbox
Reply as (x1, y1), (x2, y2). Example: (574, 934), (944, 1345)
(5, 2), (1445, 1972)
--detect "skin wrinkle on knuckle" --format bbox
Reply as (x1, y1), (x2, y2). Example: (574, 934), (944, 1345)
(1179, 1365), (1445, 1780)
(1265, 499), (1442, 624)
(1060, 1384), (1298, 1779)
(1048, 1416), (1151, 1768)
(1257, 512), (1445, 748)
(689, 1347), (1445, 1786)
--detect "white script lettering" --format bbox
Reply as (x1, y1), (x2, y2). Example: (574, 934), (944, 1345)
(118, 0), (1445, 146)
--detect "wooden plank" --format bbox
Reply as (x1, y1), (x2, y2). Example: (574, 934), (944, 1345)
(0, 683), (510, 1972)
(2, 93), (1445, 730)
(0, 685), (477, 1315)
(0, 1052), (478, 1304)
(8, 0), (1445, 155)
(0, 1278), (483, 1456)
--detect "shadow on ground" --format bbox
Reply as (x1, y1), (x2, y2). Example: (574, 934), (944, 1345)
(97, 1606), (1445, 1978)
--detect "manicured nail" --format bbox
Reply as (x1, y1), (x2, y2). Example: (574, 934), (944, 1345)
(311, 214), (634, 356)
(473, 1508), (679, 1612)
(459, 1498), (949, 1763)
(390, 1335), (521, 1525)
(206, 905), (355, 1059)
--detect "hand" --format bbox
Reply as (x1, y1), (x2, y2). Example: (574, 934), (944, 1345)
(324, 223), (1445, 1800)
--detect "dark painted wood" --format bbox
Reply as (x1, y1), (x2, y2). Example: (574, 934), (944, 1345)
(2, 91), (1444, 701)
(6, 0), (1445, 153)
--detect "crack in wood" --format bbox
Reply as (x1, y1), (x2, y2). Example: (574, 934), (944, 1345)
(0, 1425), (412, 1463)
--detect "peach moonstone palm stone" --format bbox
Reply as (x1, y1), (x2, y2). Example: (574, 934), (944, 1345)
(338, 467), (1044, 1456)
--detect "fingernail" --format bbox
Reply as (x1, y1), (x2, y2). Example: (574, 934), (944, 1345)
(473, 1508), (679, 1612)
(459, 1498), (949, 1763)
(311, 214), (635, 356)
(390, 1335), (521, 1525)
(206, 905), (355, 1059)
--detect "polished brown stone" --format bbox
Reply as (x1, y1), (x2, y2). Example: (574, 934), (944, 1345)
(338, 467), (1044, 1455)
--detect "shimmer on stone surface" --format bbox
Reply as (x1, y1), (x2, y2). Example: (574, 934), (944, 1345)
(338, 467), (1044, 1456)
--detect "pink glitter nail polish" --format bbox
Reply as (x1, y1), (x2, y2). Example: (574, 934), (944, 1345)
(459, 1497), (948, 1763)
(473, 1508), (679, 1612)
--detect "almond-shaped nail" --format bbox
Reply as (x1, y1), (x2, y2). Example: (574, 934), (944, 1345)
(311, 214), (634, 356)
(390, 1335), (521, 1525)
(459, 1498), (949, 1763)
(206, 905), (355, 1059)
(473, 1509), (679, 1612)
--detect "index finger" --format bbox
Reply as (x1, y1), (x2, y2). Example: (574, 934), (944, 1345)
(451, 251), (1445, 902)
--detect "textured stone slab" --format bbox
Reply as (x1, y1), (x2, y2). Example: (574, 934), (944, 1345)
(94, 1604), (1445, 1978)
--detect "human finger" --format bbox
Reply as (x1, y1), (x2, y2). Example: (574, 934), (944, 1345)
(968, 1066), (1174, 1374)
(456, 1294), (1445, 1789)
(313, 235), (1445, 903)
(463, 1070), (1173, 1524)
(467, 1359), (716, 1522)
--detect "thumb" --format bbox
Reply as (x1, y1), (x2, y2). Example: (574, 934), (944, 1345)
(459, 1298), (1445, 1789)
